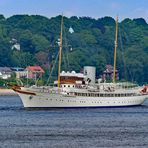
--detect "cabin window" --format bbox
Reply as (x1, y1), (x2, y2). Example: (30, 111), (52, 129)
(107, 94), (110, 97)
(110, 94), (114, 97)
(100, 94), (103, 97)
(115, 94), (118, 97)
(105, 94), (108, 97)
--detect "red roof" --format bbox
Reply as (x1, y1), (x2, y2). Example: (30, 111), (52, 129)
(26, 66), (44, 73)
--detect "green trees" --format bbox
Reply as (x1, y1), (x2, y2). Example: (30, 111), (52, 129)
(10, 50), (35, 67)
(0, 14), (147, 84)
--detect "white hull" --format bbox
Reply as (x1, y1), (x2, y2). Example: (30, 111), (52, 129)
(17, 92), (148, 108)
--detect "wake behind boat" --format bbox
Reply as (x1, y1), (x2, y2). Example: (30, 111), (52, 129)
(12, 15), (148, 108)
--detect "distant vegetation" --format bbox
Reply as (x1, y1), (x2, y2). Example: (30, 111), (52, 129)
(0, 14), (147, 84)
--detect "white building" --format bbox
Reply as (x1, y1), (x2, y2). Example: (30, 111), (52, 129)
(0, 67), (12, 79)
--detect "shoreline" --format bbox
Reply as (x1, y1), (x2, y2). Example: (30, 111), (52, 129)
(0, 88), (17, 96)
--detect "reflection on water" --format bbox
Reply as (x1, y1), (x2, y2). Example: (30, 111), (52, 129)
(0, 96), (148, 148)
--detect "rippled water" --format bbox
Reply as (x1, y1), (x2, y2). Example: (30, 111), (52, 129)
(0, 96), (148, 148)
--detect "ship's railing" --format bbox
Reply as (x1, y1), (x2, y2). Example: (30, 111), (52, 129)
(64, 91), (142, 97)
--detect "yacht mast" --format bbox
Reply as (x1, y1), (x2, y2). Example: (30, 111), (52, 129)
(113, 16), (118, 83)
(58, 15), (63, 88)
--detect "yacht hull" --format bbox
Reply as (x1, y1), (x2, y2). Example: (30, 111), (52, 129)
(17, 92), (147, 108)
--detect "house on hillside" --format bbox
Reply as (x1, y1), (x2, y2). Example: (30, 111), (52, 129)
(0, 67), (12, 79)
(10, 38), (21, 51)
(11, 67), (27, 79)
(26, 66), (45, 80)
(102, 65), (119, 81)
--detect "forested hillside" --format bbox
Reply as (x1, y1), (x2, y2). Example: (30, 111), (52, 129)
(0, 14), (147, 84)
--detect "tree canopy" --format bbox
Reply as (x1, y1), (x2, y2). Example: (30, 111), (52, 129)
(0, 14), (147, 84)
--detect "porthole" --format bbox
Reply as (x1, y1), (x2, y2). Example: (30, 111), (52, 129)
(29, 96), (33, 100)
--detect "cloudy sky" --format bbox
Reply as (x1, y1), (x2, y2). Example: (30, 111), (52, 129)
(0, 0), (147, 22)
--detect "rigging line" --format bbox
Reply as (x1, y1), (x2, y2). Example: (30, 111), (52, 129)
(119, 27), (127, 80)
(63, 25), (70, 69)
(119, 27), (135, 82)
(16, 78), (23, 86)
(62, 50), (68, 70)
(46, 51), (59, 86)
(61, 25), (67, 70)
(126, 65), (134, 83)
